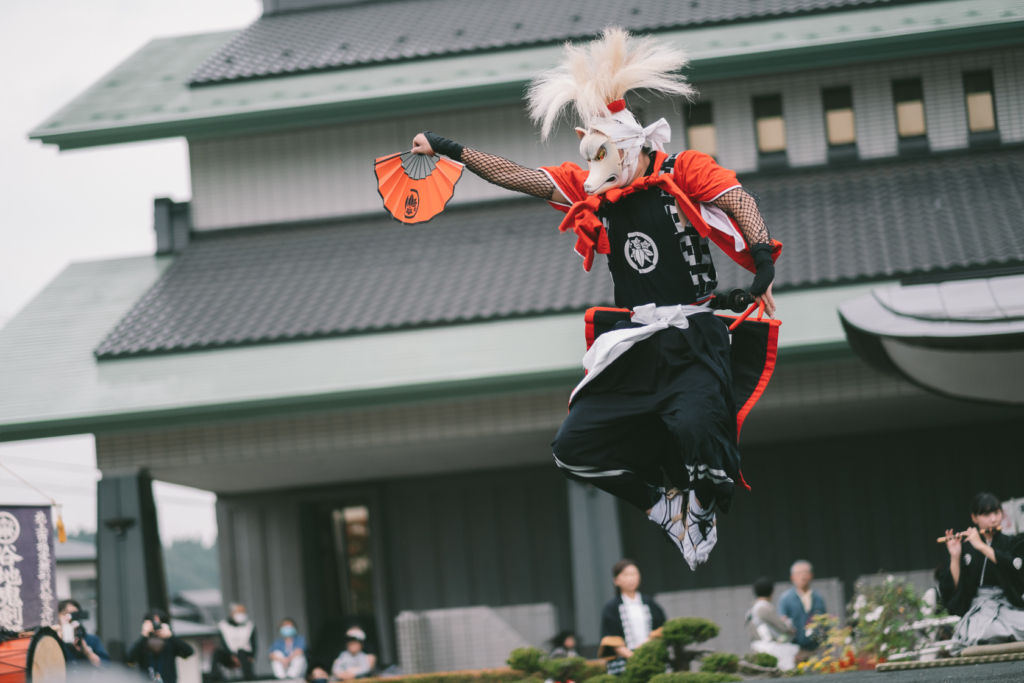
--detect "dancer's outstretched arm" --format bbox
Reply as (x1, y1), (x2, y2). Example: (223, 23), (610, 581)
(412, 132), (568, 204)
(710, 188), (777, 317)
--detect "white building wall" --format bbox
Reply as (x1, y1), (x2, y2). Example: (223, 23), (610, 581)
(189, 47), (1024, 230)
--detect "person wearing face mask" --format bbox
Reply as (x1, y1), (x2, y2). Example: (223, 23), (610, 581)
(214, 603), (258, 681)
(411, 28), (782, 573)
(126, 609), (194, 683)
(269, 618), (308, 679)
(306, 665), (331, 683)
(58, 598), (109, 670)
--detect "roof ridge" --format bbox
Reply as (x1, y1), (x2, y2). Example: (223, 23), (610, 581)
(186, 0), (931, 87)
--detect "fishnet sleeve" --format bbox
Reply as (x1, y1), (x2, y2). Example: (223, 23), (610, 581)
(711, 187), (771, 246)
(461, 148), (556, 200)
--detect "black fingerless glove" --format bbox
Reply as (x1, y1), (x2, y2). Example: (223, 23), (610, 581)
(423, 131), (464, 162)
(749, 243), (775, 296)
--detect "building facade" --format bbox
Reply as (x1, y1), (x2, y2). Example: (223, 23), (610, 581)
(4, 0), (1023, 673)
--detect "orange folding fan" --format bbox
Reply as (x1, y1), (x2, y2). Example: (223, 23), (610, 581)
(374, 151), (465, 224)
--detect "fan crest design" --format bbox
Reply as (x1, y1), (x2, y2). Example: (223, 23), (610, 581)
(374, 151), (464, 224)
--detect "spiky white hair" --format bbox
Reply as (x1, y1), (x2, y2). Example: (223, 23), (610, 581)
(527, 27), (695, 140)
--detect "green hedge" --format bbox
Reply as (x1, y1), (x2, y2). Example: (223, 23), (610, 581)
(648, 673), (741, 683)
(660, 618), (720, 647)
(580, 675), (619, 683)
(742, 652), (778, 668)
(508, 648), (546, 674)
(624, 638), (668, 683)
(370, 671), (538, 683)
(697, 654), (738, 674)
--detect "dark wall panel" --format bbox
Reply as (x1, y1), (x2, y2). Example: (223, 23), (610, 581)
(620, 419), (1024, 602)
(382, 465), (575, 631)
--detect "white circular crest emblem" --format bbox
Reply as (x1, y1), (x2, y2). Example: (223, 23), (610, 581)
(0, 511), (20, 544)
(1015, 557), (1023, 571)
(625, 232), (658, 273)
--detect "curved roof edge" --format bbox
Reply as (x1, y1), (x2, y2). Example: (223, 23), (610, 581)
(839, 275), (1024, 405)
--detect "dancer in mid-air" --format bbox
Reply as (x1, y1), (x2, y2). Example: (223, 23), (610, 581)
(410, 28), (781, 570)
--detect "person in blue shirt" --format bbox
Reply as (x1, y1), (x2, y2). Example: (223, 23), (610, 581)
(58, 599), (110, 670)
(269, 618), (308, 680)
(777, 560), (826, 661)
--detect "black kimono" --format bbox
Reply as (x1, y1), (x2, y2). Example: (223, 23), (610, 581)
(600, 593), (667, 651)
(938, 531), (1024, 655)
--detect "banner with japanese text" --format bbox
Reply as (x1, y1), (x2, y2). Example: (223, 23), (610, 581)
(0, 505), (58, 631)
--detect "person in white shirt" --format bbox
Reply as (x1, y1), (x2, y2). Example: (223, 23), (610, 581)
(745, 577), (798, 670)
(332, 636), (375, 680)
(598, 560), (667, 660)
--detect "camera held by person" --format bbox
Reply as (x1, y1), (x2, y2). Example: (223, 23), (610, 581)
(126, 609), (195, 683)
(58, 599), (109, 669)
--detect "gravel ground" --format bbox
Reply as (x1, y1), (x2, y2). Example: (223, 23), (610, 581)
(789, 660), (1024, 682)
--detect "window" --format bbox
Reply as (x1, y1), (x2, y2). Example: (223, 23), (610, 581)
(686, 102), (717, 157)
(964, 70), (999, 147)
(753, 94), (787, 170)
(823, 86), (857, 163)
(893, 78), (928, 155)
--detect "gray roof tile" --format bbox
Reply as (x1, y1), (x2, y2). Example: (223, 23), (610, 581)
(95, 147), (1024, 359)
(188, 0), (913, 85)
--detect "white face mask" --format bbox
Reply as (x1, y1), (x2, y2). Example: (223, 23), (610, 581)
(576, 129), (623, 196)
(576, 110), (673, 195)
(233, 613), (249, 624)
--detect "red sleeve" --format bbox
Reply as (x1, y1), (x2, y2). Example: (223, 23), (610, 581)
(540, 162), (590, 212)
(673, 150), (741, 202)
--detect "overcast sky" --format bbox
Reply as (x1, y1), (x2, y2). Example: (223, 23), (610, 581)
(0, 0), (262, 544)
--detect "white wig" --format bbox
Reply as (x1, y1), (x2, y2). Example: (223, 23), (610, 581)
(527, 27), (696, 140)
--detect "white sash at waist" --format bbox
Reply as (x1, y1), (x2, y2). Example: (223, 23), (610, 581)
(570, 303), (712, 403)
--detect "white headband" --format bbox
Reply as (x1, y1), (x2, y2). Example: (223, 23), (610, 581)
(589, 111), (672, 186)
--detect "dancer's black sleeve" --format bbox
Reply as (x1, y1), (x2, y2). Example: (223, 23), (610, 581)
(711, 188), (775, 295)
(423, 131), (556, 200)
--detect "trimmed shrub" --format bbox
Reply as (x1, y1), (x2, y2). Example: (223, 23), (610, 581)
(660, 618), (720, 647)
(508, 647), (545, 674)
(742, 652), (778, 669)
(370, 672), (537, 683)
(648, 674), (741, 683)
(581, 675), (620, 683)
(576, 663), (609, 681)
(624, 638), (668, 683)
(541, 657), (589, 682)
(698, 654), (738, 674)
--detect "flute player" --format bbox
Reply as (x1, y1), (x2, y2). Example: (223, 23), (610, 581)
(940, 492), (1024, 656)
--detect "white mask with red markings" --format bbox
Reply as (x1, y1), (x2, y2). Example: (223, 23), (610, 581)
(575, 103), (672, 196)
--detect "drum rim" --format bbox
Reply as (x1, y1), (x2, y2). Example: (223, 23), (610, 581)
(26, 627), (61, 682)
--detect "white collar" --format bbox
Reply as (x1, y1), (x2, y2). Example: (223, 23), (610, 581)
(621, 592), (642, 605)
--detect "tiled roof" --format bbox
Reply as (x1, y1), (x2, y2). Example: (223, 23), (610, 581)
(95, 147), (1024, 359)
(187, 0), (912, 85)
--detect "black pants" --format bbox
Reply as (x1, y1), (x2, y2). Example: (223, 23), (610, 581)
(213, 648), (256, 681)
(552, 316), (740, 512)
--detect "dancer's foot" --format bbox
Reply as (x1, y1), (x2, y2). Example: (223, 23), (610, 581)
(647, 488), (688, 560)
(681, 489), (717, 570)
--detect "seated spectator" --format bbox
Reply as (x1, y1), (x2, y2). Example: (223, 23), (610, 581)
(126, 609), (194, 683)
(778, 560), (826, 663)
(270, 618), (308, 680)
(215, 603), (258, 681)
(332, 636), (374, 680)
(744, 577), (798, 671)
(940, 492), (1024, 656)
(549, 630), (579, 658)
(306, 666), (331, 683)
